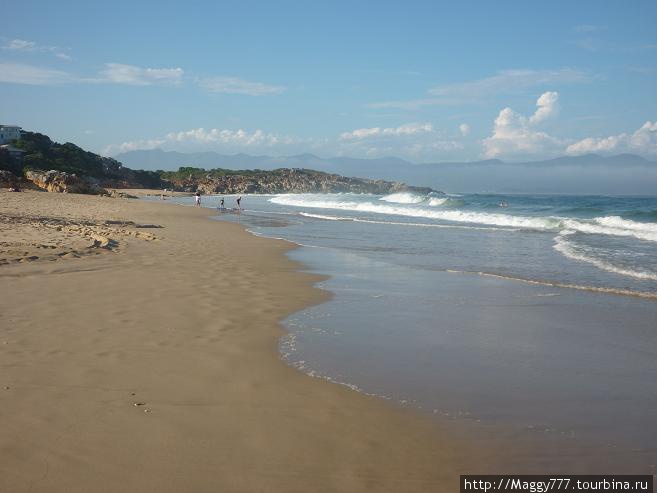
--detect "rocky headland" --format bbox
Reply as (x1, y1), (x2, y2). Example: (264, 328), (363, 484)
(1, 130), (437, 196)
(165, 168), (436, 195)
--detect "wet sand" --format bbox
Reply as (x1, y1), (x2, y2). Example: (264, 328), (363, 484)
(0, 190), (488, 492)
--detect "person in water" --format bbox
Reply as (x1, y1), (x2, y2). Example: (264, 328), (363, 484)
(236, 196), (242, 209)
(219, 198), (225, 209)
(194, 191), (201, 207)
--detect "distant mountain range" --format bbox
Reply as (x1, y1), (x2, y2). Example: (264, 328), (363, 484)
(116, 149), (657, 195)
(116, 149), (655, 173)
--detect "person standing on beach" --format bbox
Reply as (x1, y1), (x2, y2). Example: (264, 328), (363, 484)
(236, 196), (242, 209)
(195, 191), (201, 207)
(219, 198), (225, 210)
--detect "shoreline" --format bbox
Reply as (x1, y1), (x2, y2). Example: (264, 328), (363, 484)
(210, 194), (657, 475)
(0, 190), (491, 492)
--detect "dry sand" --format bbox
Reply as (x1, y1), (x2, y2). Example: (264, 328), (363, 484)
(0, 190), (492, 492)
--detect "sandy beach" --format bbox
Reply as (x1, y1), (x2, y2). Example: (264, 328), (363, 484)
(0, 190), (488, 492)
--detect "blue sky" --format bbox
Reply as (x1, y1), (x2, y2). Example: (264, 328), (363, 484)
(1, 0), (656, 162)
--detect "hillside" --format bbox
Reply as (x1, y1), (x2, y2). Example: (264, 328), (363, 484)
(0, 131), (435, 195)
(2, 132), (162, 189)
(162, 167), (435, 195)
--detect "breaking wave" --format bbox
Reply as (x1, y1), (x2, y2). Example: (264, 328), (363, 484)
(553, 233), (657, 281)
(379, 192), (459, 208)
(271, 195), (657, 243)
(379, 192), (425, 204)
(272, 195), (558, 229)
(300, 212), (516, 231)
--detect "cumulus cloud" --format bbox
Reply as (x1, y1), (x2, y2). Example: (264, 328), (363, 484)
(199, 76), (285, 96)
(459, 123), (470, 137)
(529, 91), (559, 124)
(340, 123), (433, 141)
(103, 138), (167, 155)
(337, 122), (462, 159)
(101, 63), (184, 86)
(103, 122), (465, 161)
(103, 127), (299, 155)
(566, 121), (657, 156)
(166, 127), (288, 146)
(482, 91), (563, 159)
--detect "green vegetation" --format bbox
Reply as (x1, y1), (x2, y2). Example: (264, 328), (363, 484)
(13, 132), (109, 177)
(159, 166), (273, 181)
(1, 131), (164, 188)
(0, 147), (22, 175)
(129, 169), (164, 188)
(0, 129), (357, 192)
(160, 167), (311, 181)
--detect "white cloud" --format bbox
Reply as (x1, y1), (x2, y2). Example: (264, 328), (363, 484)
(166, 127), (287, 146)
(340, 122), (433, 141)
(103, 138), (167, 155)
(3, 38), (72, 60)
(7, 39), (37, 51)
(368, 68), (592, 110)
(0, 62), (185, 86)
(566, 121), (657, 156)
(103, 123), (464, 161)
(483, 92), (657, 159)
(459, 123), (470, 137)
(337, 122), (462, 159)
(101, 63), (184, 86)
(430, 69), (588, 98)
(529, 91), (559, 124)
(103, 127), (299, 155)
(199, 76), (285, 96)
(482, 91), (564, 159)
(0, 62), (75, 85)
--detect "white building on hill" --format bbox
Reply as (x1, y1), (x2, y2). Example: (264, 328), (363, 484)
(0, 125), (22, 145)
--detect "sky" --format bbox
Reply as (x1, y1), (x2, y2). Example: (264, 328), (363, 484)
(1, 0), (656, 163)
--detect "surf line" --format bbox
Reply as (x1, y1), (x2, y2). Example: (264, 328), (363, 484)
(445, 269), (657, 301)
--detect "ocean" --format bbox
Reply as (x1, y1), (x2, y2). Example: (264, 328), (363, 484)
(174, 191), (657, 472)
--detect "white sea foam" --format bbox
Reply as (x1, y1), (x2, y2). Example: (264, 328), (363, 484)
(351, 218), (510, 231)
(553, 234), (657, 281)
(271, 195), (556, 229)
(299, 212), (352, 221)
(594, 216), (657, 241)
(428, 197), (449, 206)
(301, 211), (516, 231)
(379, 192), (425, 204)
(596, 215), (657, 232)
(271, 195), (657, 243)
(561, 218), (657, 242)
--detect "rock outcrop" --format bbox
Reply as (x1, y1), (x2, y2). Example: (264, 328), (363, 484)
(25, 170), (108, 195)
(168, 168), (436, 195)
